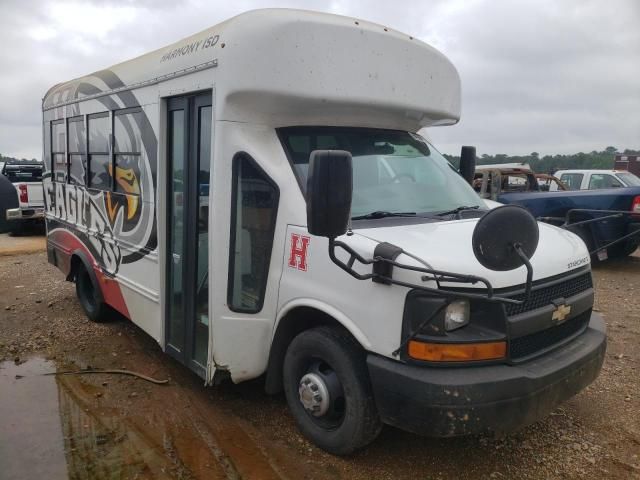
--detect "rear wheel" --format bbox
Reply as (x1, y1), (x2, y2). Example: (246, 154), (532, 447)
(8, 220), (25, 236)
(75, 263), (109, 322)
(283, 326), (382, 455)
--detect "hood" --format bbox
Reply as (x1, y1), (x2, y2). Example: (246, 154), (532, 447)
(353, 218), (590, 289)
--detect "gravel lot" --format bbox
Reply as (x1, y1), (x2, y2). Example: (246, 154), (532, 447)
(0, 237), (638, 480)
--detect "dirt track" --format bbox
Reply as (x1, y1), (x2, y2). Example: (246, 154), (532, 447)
(0, 235), (639, 480)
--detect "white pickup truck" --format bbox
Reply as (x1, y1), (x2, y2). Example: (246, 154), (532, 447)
(1, 161), (45, 233)
(551, 169), (640, 191)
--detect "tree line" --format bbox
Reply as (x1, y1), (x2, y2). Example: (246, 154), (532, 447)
(444, 147), (640, 174)
(0, 154), (39, 163)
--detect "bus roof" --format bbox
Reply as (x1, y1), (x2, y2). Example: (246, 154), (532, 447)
(43, 9), (461, 131)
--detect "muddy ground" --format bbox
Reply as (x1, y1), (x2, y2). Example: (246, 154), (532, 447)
(0, 235), (638, 480)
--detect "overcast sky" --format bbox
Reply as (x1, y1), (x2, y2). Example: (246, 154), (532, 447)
(1, 0), (638, 159)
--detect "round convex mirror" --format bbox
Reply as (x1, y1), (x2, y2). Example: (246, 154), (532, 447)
(472, 205), (539, 271)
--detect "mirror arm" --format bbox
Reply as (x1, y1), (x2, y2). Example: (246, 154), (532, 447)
(328, 238), (375, 280)
(381, 258), (494, 297)
(513, 243), (534, 303)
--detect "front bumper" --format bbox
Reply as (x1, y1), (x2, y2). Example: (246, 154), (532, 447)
(6, 207), (44, 221)
(368, 312), (606, 437)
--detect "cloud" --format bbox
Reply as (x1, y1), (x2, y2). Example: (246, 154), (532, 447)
(0, 0), (638, 159)
(424, 0), (640, 155)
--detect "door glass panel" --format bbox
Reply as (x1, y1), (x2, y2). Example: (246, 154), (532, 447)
(168, 109), (185, 351)
(228, 156), (279, 312)
(588, 173), (622, 189)
(88, 154), (110, 190)
(194, 105), (211, 366)
(561, 173), (583, 190)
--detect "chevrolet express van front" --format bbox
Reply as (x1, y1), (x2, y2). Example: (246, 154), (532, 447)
(268, 127), (605, 454)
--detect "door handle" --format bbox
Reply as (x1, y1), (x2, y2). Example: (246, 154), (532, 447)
(173, 253), (181, 263)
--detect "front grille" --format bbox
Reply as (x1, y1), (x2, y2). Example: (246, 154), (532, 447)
(505, 272), (593, 316)
(510, 310), (591, 360)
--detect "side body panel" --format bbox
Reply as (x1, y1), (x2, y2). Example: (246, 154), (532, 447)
(207, 122), (298, 381)
(276, 226), (411, 359)
(43, 67), (216, 346)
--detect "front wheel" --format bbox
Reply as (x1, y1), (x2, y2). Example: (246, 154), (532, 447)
(283, 326), (382, 455)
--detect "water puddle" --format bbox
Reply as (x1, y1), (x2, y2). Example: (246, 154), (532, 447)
(0, 357), (230, 480)
(0, 357), (68, 480)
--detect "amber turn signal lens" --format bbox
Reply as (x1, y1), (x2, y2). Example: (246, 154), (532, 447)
(408, 340), (506, 362)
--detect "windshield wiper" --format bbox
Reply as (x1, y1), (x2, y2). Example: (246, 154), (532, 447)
(351, 211), (417, 220)
(436, 205), (480, 217)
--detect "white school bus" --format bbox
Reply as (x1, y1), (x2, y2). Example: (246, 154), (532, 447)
(43, 9), (605, 454)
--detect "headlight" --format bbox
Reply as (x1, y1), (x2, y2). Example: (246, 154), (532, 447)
(444, 300), (470, 331)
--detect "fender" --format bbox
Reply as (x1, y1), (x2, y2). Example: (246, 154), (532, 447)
(264, 298), (372, 394)
(275, 298), (372, 350)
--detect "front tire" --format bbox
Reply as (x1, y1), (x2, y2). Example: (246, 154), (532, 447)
(75, 263), (109, 322)
(283, 326), (382, 455)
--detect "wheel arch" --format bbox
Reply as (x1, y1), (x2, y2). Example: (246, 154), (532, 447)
(67, 249), (104, 305)
(264, 299), (371, 395)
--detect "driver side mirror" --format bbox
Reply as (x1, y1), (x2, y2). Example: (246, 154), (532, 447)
(306, 150), (353, 238)
(459, 146), (476, 185)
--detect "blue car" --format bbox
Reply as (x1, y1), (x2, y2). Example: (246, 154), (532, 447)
(474, 165), (640, 260)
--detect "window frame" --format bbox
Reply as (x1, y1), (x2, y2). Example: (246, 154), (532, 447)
(588, 173), (623, 190)
(51, 119), (66, 183)
(226, 152), (280, 314)
(87, 111), (111, 191)
(66, 115), (86, 185)
(113, 107), (143, 196)
(48, 107), (147, 192)
(559, 173), (583, 190)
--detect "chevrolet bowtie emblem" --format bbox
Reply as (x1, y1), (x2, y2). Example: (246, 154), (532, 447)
(552, 304), (572, 323)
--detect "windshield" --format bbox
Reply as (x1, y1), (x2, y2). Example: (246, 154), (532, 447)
(278, 127), (481, 217)
(616, 172), (640, 187)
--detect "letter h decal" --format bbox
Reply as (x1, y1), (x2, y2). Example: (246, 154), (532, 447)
(288, 233), (310, 271)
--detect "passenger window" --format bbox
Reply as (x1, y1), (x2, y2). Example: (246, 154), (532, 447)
(114, 109), (142, 195)
(503, 174), (528, 192)
(114, 109), (142, 153)
(51, 120), (66, 182)
(589, 174), (622, 189)
(560, 173), (583, 190)
(44, 122), (51, 175)
(88, 113), (111, 190)
(67, 116), (86, 186)
(228, 155), (279, 313)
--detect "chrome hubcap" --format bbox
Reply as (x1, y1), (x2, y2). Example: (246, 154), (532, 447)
(298, 372), (330, 417)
